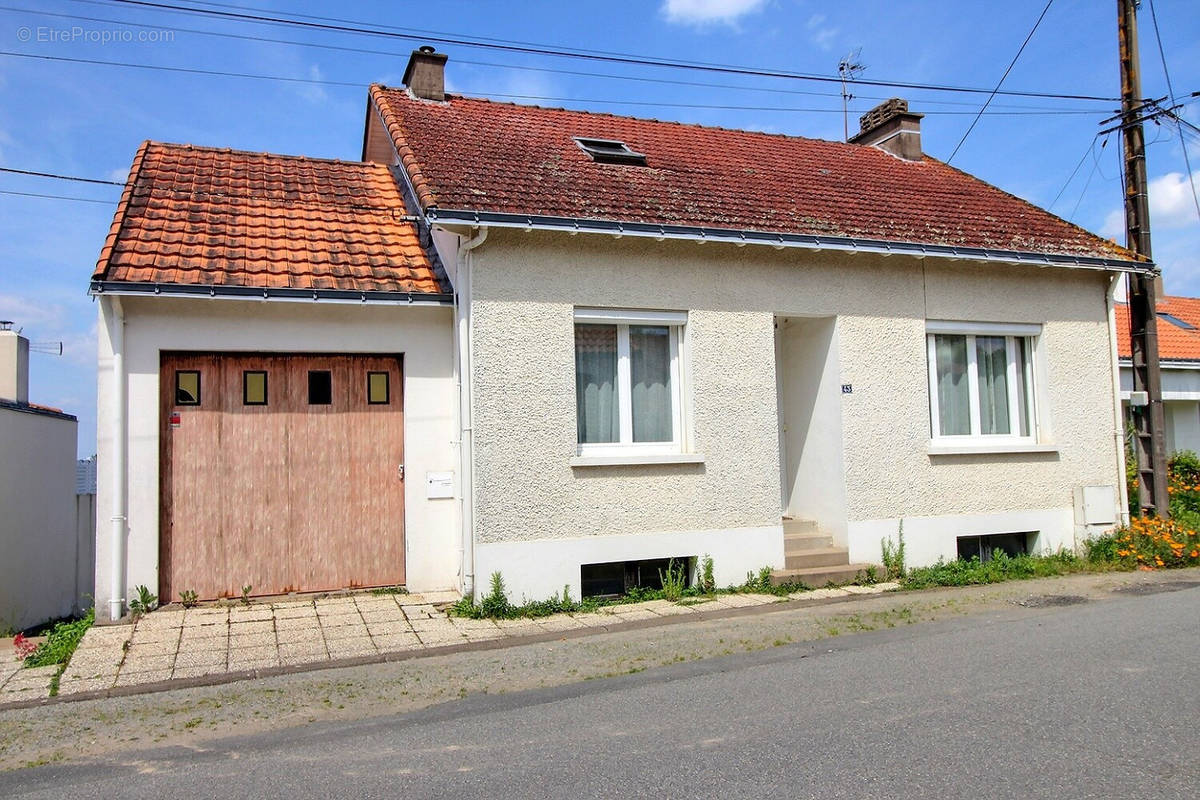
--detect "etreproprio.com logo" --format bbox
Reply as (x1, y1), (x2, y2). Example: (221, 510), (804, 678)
(17, 26), (175, 44)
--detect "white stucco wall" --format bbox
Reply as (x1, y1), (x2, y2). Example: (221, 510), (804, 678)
(0, 405), (80, 631)
(95, 296), (458, 621)
(462, 229), (1123, 593)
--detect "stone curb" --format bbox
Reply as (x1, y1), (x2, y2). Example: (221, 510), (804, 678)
(0, 588), (897, 712)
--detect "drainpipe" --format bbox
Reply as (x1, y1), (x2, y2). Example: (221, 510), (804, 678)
(106, 296), (128, 621)
(1107, 273), (1131, 528)
(456, 227), (487, 599)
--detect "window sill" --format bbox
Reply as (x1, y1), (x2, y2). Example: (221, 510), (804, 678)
(569, 453), (706, 467)
(927, 441), (1058, 456)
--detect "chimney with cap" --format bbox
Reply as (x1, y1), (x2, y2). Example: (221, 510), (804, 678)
(848, 98), (924, 161)
(0, 321), (29, 405)
(403, 45), (448, 101)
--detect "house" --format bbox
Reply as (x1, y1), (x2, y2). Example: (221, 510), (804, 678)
(1116, 294), (1200, 454)
(92, 48), (1147, 621)
(1, 323), (90, 631)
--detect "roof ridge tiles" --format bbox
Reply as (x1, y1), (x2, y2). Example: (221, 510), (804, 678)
(375, 85), (863, 148)
(143, 140), (388, 169)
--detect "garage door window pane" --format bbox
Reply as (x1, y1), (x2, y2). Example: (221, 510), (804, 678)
(243, 371), (268, 405)
(367, 372), (390, 404)
(308, 371), (332, 405)
(175, 371), (201, 405)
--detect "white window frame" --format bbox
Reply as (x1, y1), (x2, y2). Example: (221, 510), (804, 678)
(926, 321), (1042, 447)
(574, 308), (688, 458)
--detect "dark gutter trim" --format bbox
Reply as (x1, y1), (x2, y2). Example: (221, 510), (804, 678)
(88, 281), (454, 306)
(0, 398), (77, 422)
(425, 208), (1153, 273)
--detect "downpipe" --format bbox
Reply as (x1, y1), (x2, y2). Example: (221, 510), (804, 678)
(457, 227), (488, 599)
(1107, 272), (1131, 528)
(107, 296), (128, 621)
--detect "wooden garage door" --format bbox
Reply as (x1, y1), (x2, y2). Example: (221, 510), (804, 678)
(160, 353), (405, 602)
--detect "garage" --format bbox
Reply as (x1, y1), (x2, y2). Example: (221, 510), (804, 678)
(159, 352), (406, 601)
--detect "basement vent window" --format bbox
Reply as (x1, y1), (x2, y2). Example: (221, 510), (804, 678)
(956, 532), (1033, 563)
(1157, 312), (1196, 330)
(574, 137), (648, 166)
(581, 557), (692, 598)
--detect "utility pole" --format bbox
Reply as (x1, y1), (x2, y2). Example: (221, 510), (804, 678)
(1119, 0), (1170, 517)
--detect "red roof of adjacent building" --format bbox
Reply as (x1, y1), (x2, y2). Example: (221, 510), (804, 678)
(370, 86), (1134, 262)
(1116, 296), (1200, 362)
(93, 142), (446, 295)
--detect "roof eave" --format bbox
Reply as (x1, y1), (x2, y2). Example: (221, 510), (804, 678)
(425, 208), (1153, 274)
(89, 281), (454, 306)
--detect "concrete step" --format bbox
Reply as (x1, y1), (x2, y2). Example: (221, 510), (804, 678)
(784, 546), (851, 570)
(784, 531), (835, 552)
(782, 518), (819, 535)
(769, 563), (883, 589)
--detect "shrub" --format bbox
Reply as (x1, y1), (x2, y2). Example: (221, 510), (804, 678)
(479, 571), (511, 618)
(1110, 517), (1200, 569)
(1168, 449), (1200, 517)
(24, 609), (94, 669)
(699, 554), (715, 594)
(658, 559), (688, 601)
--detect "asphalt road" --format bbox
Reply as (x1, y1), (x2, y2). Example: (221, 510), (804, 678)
(8, 582), (1199, 799)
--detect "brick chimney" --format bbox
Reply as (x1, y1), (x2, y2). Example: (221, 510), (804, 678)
(848, 98), (924, 161)
(0, 321), (29, 405)
(403, 46), (448, 101)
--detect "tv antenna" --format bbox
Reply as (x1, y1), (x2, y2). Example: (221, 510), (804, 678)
(838, 48), (866, 142)
(30, 341), (64, 356)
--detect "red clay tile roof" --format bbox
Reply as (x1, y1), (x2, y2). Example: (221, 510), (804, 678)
(1116, 296), (1200, 361)
(371, 86), (1134, 262)
(93, 142), (446, 294)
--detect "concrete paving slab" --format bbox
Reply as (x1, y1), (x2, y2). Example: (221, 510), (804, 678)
(534, 615), (587, 632)
(115, 668), (173, 687)
(321, 625), (370, 642)
(128, 626), (182, 644)
(56, 677), (113, 694)
(408, 617), (457, 633)
(120, 654), (175, 674)
(125, 638), (177, 656)
(372, 633), (422, 652)
(414, 629), (466, 646)
(171, 663), (229, 680)
(229, 632), (276, 649)
(401, 604), (439, 621)
(228, 619), (274, 635)
(228, 606), (274, 622)
(271, 604), (317, 620)
(364, 620), (415, 636)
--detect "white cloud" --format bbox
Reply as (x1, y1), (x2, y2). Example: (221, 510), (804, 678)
(1148, 171), (1200, 229)
(807, 13), (839, 50)
(1100, 208), (1125, 241)
(661, 0), (767, 26)
(297, 64), (329, 105)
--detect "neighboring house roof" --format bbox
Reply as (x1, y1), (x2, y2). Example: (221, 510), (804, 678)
(370, 86), (1136, 265)
(92, 142), (448, 298)
(1116, 296), (1200, 362)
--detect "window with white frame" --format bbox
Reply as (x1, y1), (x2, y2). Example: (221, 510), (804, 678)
(574, 308), (685, 455)
(926, 322), (1040, 441)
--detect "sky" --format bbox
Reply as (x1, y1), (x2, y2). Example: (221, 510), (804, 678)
(1, 0), (1198, 456)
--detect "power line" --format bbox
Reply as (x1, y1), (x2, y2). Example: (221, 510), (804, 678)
(0, 188), (114, 204)
(1148, 0), (1200, 224)
(1049, 133), (1100, 212)
(1068, 136), (1109, 224)
(947, 0), (1054, 164)
(0, 50), (1111, 118)
(0, 165), (124, 185)
(7, 3), (1117, 112)
(79, 0), (1119, 102)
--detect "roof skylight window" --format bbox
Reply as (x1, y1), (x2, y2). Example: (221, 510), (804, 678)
(574, 137), (648, 166)
(1158, 312), (1196, 330)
